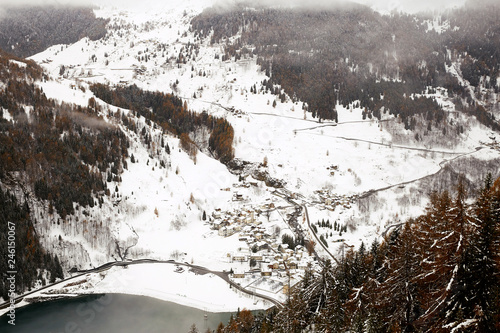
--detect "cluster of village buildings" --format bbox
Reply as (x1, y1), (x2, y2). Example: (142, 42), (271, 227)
(315, 188), (358, 211)
(209, 202), (316, 295)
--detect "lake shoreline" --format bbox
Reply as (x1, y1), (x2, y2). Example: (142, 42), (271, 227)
(0, 263), (273, 318)
(0, 293), (244, 332)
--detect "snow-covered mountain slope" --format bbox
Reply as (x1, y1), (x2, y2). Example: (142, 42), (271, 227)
(26, 0), (500, 276)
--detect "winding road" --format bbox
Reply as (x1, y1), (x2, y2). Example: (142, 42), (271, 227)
(300, 131), (470, 155)
(358, 146), (484, 199)
(272, 190), (340, 266)
(0, 259), (283, 313)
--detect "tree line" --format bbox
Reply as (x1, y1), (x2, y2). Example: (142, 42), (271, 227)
(0, 187), (64, 300)
(0, 51), (129, 216)
(0, 5), (108, 58)
(90, 83), (235, 163)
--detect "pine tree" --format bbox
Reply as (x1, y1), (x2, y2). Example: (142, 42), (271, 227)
(437, 178), (476, 329)
(415, 177), (475, 331)
(237, 309), (254, 333)
(274, 287), (309, 333)
(377, 222), (421, 331)
(414, 190), (452, 321)
(466, 175), (500, 331)
(225, 314), (239, 332)
(315, 285), (346, 332)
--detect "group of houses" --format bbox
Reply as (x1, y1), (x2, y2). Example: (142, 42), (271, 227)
(209, 204), (315, 294)
(211, 207), (259, 238)
(315, 189), (358, 211)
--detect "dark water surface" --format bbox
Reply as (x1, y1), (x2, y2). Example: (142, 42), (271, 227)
(0, 293), (234, 332)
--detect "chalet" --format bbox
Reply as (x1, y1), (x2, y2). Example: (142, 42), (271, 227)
(219, 226), (236, 237)
(232, 252), (247, 262)
(233, 270), (245, 279)
(233, 255), (247, 262)
(250, 254), (263, 261)
(245, 211), (255, 224)
(261, 267), (272, 277)
(213, 220), (230, 230)
(218, 226), (227, 237)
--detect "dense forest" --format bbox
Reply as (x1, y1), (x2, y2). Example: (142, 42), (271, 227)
(0, 52), (128, 219)
(191, 0), (500, 131)
(90, 83), (235, 163)
(207, 175), (500, 332)
(0, 49), (128, 297)
(0, 187), (63, 299)
(0, 5), (107, 58)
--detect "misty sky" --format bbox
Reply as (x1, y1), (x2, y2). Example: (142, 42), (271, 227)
(0, 0), (467, 14)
